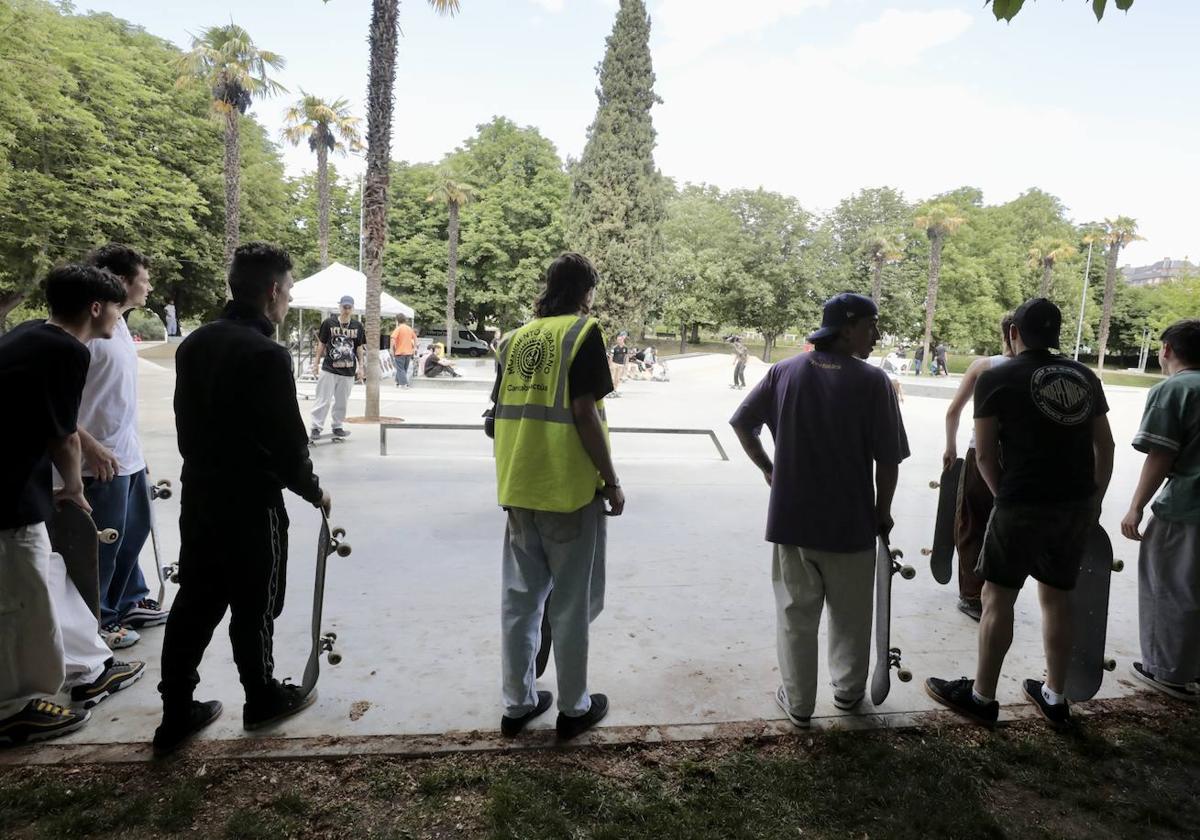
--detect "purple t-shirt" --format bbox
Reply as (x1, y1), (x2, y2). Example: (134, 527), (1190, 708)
(730, 351), (910, 552)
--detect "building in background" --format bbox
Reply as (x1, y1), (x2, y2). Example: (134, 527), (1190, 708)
(1122, 257), (1196, 287)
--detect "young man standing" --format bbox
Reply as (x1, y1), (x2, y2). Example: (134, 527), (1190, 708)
(155, 243), (330, 757)
(731, 292), (909, 726)
(941, 314), (1015, 621)
(80, 245), (168, 647)
(1121, 319), (1200, 701)
(492, 252), (623, 740)
(390, 314), (417, 388)
(310, 294), (365, 442)
(0, 265), (143, 745)
(609, 332), (629, 397)
(732, 337), (749, 390)
(927, 298), (1114, 728)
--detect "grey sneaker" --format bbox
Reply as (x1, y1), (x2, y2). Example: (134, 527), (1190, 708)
(332, 427), (350, 438)
(0, 699), (90, 747)
(70, 660), (146, 709)
(775, 685), (811, 728)
(1130, 662), (1200, 702)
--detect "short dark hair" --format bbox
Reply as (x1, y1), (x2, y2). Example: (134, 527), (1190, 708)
(397, 314), (409, 325)
(87, 243), (148, 281)
(533, 252), (599, 319)
(1161, 319), (1200, 365)
(43, 264), (126, 318)
(1001, 312), (1015, 350)
(228, 242), (293, 302)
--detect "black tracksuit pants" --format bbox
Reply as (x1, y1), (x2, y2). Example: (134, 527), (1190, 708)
(158, 487), (289, 711)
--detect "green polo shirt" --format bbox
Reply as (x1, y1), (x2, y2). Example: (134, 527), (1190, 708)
(1133, 369), (1200, 523)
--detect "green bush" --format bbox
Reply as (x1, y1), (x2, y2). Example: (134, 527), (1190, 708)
(127, 309), (166, 341)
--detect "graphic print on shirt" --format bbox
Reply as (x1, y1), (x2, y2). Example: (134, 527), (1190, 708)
(1030, 365), (1094, 426)
(505, 326), (557, 394)
(325, 323), (360, 372)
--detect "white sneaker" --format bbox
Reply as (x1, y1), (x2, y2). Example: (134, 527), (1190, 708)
(101, 623), (139, 650)
(775, 685), (811, 728)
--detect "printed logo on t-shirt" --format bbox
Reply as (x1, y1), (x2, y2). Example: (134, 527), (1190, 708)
(505, 326), (557, 393)
(326, 324), (360, 371)
(1030, 365), (1093, 426)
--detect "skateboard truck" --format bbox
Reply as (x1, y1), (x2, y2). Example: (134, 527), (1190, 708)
(321, 632), (341, 665)
(321, 527), (351, 667)
(889, 647), (912, 683)
(150, 479), (172, 501)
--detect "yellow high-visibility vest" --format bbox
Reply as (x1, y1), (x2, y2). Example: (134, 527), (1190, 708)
(494, 314), (608, 512)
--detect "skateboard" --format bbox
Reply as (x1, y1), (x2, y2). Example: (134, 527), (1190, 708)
(301, 512), (351, 695)
(1064, 525), (1123, 702)
(46, 502), (118, 622)
(147, 477), (177, 604)
(308, 434), (346, 447)
(921, 458), (963, 585)
(871, 536), (915, 706)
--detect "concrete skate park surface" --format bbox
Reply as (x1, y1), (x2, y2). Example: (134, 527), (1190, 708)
(2, 351), (1157, 764)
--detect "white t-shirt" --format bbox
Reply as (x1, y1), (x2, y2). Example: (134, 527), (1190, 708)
(78, 316), (145, 477)
(968, 354), (1009, 450)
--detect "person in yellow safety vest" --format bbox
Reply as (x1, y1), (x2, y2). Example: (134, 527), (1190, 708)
(487, 252), (624, 740)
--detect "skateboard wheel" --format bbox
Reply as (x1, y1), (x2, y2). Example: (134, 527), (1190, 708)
(897, 668), (912, 683)
(336, 543), (352, 557)
(928, 480), (940, 489)
(326, 632), (337, 642)
(1103, 658), (1116, 671)
(327, 652), (342, 665)
(920, 548), (932, 556)
(891, 548), (904, 560)
(332, 527), (346, 540)
(899, 565), (916, 580)
(98, 528), (119, 544)
(1112, 559), (1125, 572)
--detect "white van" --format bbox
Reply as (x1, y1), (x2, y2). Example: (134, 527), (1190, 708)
(420, 325), (491, 357)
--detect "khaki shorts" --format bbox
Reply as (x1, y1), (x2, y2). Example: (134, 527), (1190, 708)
(978, 501), (1095, 591)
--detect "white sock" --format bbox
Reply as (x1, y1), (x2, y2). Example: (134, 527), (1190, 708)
(972, 689), (994, 705)
(1041, 684), (1065, 706)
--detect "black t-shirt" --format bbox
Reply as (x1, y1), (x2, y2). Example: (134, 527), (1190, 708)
(490, 326), (614, 404)
(0, 321), (90, 528)
(318, 316), (366, 376)
(611, 343), (629, 364)
(974, 349), (1108, 505)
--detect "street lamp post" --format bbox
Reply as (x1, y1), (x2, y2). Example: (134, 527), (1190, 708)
(1072, 240), (1094, 361)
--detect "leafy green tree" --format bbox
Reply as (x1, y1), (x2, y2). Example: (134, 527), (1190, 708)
(987, 0), (1134, 23)
(861, 230), (905, 304)
(1096, 216), (1143, 375)
(567, 0), (665, 332)
(426, 176), (475, 356)
(281, 94), (362, 268)
(280, 166), (362, 279)
(913, 202), (966, 364)
(177, 23), (286, 280)
(1028, 237), (1077, 298)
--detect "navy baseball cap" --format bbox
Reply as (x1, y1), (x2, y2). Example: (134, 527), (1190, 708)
(1013, 297), (1062, 349)
(806, 292), (879, 343)
(339, 295), (355, 307)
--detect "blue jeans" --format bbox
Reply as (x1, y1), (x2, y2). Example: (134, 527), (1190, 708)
(85, 469), (151, 625)
(394, 354), (413, 386)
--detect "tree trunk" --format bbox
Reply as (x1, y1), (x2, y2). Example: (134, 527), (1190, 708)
(223, 110), (241, 297)
(445, 200), (459, 359)
(689, 321), (700, 343)
(871, 255), (884, 304)
(920, 233), (942, 371)
(761, 334), (774, 364)
(1039, 259), (1053, 298)
(317, 142), (331, 269)
(1095, 237), (1123, 379)
(362, 0), (400, 420)
(679, 320), (686, 356)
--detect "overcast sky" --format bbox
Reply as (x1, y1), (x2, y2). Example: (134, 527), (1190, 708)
(79, 0), (1198, 267)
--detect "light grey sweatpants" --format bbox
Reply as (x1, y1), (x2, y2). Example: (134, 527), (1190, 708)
(310, 370), (353, 432)
(501, 497), (606, 718)
(1138, 516), (1200, 684)
(773, 543), (875, 718)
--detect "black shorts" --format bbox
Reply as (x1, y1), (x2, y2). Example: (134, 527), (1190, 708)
(978, 501), (1095, 591)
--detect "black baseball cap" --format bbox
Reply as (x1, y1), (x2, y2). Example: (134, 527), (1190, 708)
(807, 292), (879, 343)
(1013, 297), (1062, 349)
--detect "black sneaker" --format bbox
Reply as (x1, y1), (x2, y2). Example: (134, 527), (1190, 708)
(501, 690), (553, 737)
(1130, 662), (1200, 702)
(833, 692), (864, 712)
(152, 700), (223, 758)
(1022, 679), (1072, 728)
(122, 598), (169, 628)
(556, 693), (609, 740)
(332, 427), (350, 438)
(243, 681), (317, 731)
(957, 598), (983, 622)
(70, 660), (146, 708)
(0, 699), (90, 747)
(310, 428), (322, 443)
(925, 677), (999, 728)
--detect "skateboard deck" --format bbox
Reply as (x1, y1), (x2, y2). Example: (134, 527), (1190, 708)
(147, 477), (176, 604)
(47, 502), (118, 623)
(922, 458), (963, 585)
(301, 512), (351, 695)
(1064, 525), (1122, 702)
(871, 537), (914, 706)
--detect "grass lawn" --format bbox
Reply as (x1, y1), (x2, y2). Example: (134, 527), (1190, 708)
(3, 699), (1197, 839)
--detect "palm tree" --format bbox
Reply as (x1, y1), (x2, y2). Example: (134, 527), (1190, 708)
(913, 203), (965, 368)
(281, 94), (363, 269)
(359, 0), (460, 419)
(1095, 216), (1143, 377)
(1027, 237), (1077, 298)
(860, 229), (904, 304)
(427, 178), (475, 358)
(178, 24), (286, 284)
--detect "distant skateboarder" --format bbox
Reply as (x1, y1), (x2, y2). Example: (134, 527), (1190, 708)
(927, 298), (1115, 729)
(155, 244), (331, 757)
(941, 313), (1014, 620)
(310, 294), (365, 442)
(1121, 319), (1200, 701)
(730, 292), (909, 727)
(731, 337), (748, 389)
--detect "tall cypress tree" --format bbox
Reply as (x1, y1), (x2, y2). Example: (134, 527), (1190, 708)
(567, 0), (664, 331)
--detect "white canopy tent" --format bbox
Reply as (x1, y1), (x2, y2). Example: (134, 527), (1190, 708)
(290, 261), (414, 319)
